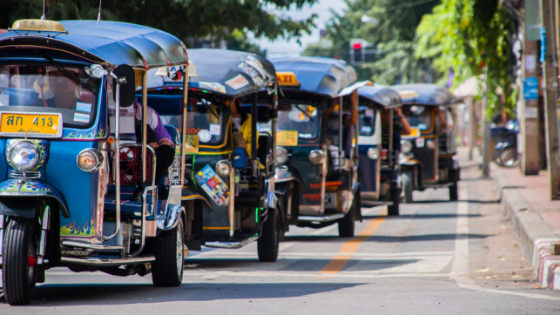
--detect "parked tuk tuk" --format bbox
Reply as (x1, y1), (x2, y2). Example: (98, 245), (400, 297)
(0, 19), (190, 305)
(391, 84), (459, 202)
(268, 57), (366, 237)
(144, 49), (280, 262)
(357, 84), (403, 215)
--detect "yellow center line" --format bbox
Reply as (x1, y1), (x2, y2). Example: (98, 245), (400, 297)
(316, 211), (387, 277)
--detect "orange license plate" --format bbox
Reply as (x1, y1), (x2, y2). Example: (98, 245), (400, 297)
(0, 112), (62, 138)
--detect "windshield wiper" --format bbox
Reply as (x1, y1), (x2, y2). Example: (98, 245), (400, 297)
(293, 104), (314, 122)
(39, 51), (96, 94)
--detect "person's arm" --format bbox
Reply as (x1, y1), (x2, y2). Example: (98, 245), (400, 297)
(344, 90), (359, 127)
(435, 107), (447, 131)
(396, 108), (412, 135)
(148, 107), (174, 148)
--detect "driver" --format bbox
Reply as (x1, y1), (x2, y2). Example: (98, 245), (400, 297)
(32, 67), (85, 109)
(130, 98), (175, 201)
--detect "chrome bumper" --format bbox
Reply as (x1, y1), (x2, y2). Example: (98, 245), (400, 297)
(298, 213), (345, 224)
(204, 235), (259, 249)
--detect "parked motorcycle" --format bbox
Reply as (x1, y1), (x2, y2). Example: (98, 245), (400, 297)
(492, 120), (518, 168)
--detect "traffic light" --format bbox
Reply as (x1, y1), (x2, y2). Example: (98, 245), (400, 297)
(350, 39), (365, 66)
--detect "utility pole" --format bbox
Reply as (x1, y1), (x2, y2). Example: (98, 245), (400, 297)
(520, 6), (540, 175)
(540, 0), (560, 199)
(468, 96), (475, 161)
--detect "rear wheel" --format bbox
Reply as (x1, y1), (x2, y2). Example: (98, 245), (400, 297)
(388, 188), (400, 216)
(338, 194), (357, 237)
(152, 219), (184, 287)
(3, 217), (38, 306)
(403, 170), (413, 203)
(258, 207), (279, 262)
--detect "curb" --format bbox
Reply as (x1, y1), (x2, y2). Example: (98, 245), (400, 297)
(494, 170), (560, 290)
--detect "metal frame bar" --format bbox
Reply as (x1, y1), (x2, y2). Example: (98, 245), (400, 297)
(181, 64), (189, 185)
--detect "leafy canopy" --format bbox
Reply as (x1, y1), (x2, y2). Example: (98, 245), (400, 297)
(415, 0), (516, 117)
(304, 0), (437, 84)
(0, 0), (318, 50)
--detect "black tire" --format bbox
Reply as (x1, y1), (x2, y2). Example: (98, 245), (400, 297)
(152, 219), (184, 287)
(338, 194), (356, 237)
(258, 207), (279, 262)
(3, 217), (38, 306)
(449, 169), (459, 201)
(388, 188), (400, 216)
(497, 147), (519, 168)
(403, 170), (413, 203)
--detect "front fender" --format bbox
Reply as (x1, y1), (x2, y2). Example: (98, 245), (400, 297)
(275, 167), (305, 192)
(157, 204), (184, 231)
(0, 179), (69, 218)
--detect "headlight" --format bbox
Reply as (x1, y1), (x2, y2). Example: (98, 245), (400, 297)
(276, 147), (288, 165)
(77, 149), (103, 172)
(401, 140), (413, 153)
(309, 150), (325, 164)
(426, 139), (436, 149)
(367, 147), (380, 160)
(9, 141), (39, 171)
(215, 160), (232, 177)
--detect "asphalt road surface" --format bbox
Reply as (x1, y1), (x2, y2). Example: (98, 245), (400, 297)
(1, 164), (560, 314)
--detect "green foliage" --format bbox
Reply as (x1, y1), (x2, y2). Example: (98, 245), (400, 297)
(303, 0), (438, 84)
(0, 0), (317, 52)
(415, 0), (517, 117)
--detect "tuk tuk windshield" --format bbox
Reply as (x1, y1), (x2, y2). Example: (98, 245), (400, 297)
(402, 104), (431, 131)
(358, 106), (376, 136)
(184, 98), (225, 144)
(260, 103), (320, 139)
(0, 65), (99, 128)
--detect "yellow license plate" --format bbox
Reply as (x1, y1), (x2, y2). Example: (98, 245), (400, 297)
(183, 134), (199, 153)
(0, 112), (62, 138)
(277, 130), (298, 146)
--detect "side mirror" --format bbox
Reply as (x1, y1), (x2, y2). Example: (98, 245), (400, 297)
(112, 64), (136, 108)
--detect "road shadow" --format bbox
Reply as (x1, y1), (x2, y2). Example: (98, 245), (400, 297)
(408, 199), (499, 204)
(284, 233), (490, 243)
(362, 213), (481, 220)
(2, 282), (364, 306)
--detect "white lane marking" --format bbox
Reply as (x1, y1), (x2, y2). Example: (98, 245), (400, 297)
(185, 251), (453, 258)
(452, 183), (560, 301)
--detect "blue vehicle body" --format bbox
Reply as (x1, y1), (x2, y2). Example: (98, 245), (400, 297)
(0, 19), (191, 304)
(356, 85), (403, 210)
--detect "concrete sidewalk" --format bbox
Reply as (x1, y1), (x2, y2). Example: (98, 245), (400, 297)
(490, 163), (560, 290)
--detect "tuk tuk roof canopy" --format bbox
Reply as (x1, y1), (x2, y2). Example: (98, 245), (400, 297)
(186, 49), (278, 97)
(0, 20), (188, 69)
(358, 85), (402, 109)
(270, 57), (357, 97)
(392, 84), (454, 106)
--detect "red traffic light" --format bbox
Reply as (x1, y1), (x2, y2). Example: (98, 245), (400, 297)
(353, 42), (362, 49)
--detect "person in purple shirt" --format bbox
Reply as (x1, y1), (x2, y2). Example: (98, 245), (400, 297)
(130, 99), (175, 200)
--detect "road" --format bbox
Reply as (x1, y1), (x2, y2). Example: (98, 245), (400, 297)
(1, 164), (560, 314)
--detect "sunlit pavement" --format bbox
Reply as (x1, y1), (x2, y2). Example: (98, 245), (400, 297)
(1, 164), (560, 314)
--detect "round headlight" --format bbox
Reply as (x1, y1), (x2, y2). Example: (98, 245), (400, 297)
(426, 139), (436, 149)
(77, 149), (103, 172)
(309, 150), (325, 164)
(401, 140), (413, 153)
(9, 141), (39, 171)
(367, 147), (380, 160)
(215, 160), (232, 177)
(276, 147), (288, 165)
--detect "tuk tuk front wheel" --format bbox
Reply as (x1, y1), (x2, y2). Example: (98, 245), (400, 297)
(2, 217), (38, 306)
(152, 219), (184, 287)
(258, 207), (279, 262)
(388, 188), (400, 216)
(403, 171), (414, 203)
(449, 169), (459, 201)
(338, 194), (356, 237)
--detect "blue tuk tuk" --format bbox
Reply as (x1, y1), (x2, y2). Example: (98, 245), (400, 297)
(357, 84), (403, 215)
(0, 19), (191, 305)
(269, 57), (367, 237)
(143, 49), (281, 262)
(392, 84), (459, 202)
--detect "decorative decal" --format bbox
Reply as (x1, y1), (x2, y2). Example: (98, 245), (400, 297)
(193, 165), (229, 206)
(225, 74), (249, 90)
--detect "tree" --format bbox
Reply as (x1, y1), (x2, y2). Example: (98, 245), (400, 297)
(0, 0), (317, 51)
(304, 0), (438, 84)
(415, 0), (517, 117)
